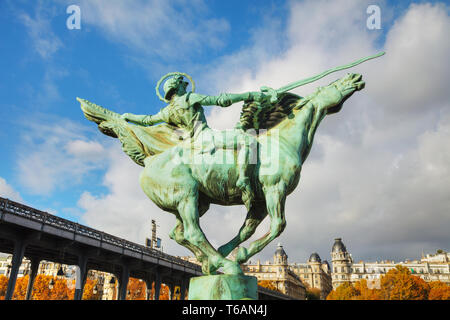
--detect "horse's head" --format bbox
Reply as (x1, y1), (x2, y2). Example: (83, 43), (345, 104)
(312, 73), (365, 114)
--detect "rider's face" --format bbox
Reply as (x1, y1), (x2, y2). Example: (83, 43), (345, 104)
(177, 78), (188, 94)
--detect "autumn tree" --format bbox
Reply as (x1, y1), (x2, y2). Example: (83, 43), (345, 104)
(326, 282), (359, 300)
(352, 279), (381, 300)
(258, 280), (278, 292)
(0, 275), (8, 299)
(428, 281), (450, 300)
(82, 279), (100, 300)
(379, 265), (429, 300)
(159, 284), (170, 300)
(306, 287), (321, 300)
(50, 278), (74, 300)
(12, 275), (28, 300)
(31, 275), (52, 300)
(126, 277), (146, 300)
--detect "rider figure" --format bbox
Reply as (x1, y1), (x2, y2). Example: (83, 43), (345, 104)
(121, 74), (268, 208)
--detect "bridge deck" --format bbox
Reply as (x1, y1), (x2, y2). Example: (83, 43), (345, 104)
(0, 196), (292, 300)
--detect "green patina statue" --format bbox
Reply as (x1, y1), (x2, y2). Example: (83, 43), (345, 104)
(78, 52), (383, 299)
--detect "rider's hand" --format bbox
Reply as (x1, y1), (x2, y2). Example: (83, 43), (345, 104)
(260, 86), (278, 104)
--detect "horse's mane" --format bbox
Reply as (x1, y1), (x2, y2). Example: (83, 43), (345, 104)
(238, 92), (308, 132)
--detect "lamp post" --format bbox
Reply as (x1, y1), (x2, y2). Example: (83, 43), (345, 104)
(49, 278), (55, 290)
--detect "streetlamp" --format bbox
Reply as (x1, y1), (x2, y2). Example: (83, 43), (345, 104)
(49, 278), (55, 290)
(57, 265), (65, 277)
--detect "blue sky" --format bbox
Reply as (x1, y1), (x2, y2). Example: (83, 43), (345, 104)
(1, 0), (449, 263)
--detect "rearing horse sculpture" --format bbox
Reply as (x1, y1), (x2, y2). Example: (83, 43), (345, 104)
(78, 55), (378, 276)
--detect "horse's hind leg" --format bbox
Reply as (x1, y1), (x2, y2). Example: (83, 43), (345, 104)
(169, 216), (206, 265)
(178, 194), (242, 275)
(235, 183), (287, 264)
(169, 199), (210, 266)
(217, 201), (267, 259)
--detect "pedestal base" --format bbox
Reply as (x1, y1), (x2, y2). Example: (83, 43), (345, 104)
(188, 274), (257, 300)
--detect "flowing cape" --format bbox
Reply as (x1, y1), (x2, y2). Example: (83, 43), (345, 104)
(78, 98), (185, 166)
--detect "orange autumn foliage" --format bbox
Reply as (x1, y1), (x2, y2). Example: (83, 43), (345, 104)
(0, 275), (9, 299)
(379, 265), (429, 300)
(326, 265), (449, 300)
(31, 275), (52, 300)
(428, 281), (450, 300)
(353, 279), (381, 300)
(12, 275), (28, 300)
(258, 280), (278, 292)
(126, 277), (146, 300)
(159, 284), (170, 300)
(82, 279), (100, 300)
(327, 282), (360, 300)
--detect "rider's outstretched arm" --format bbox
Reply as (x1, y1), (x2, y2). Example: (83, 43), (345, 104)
(188, 92), (264, 108)
(122, 108), (168, 126)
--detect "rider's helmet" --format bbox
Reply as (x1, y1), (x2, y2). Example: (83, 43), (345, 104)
(163, 74), (185, 100)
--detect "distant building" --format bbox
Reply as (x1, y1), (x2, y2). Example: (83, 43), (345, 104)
(242, 244), (307, 300)
(330, 238), (450, 289)
(289, 252), (333, 299)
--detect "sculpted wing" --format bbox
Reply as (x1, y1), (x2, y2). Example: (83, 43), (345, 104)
(78, 98), (184, 166)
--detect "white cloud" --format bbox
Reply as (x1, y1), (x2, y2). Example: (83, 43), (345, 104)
(18, 1), (63, 59)
(0, 177), (23, 203)
(16, 118), (109, 195)
(64, 0), (229, 63)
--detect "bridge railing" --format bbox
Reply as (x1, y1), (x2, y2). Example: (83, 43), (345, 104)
(0, 197), (200, 271)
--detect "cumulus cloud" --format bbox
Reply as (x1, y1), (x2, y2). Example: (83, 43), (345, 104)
(60, 0), (229, 64)
(17, 0), (63, 59)
(16, 118), (109, 195)
(0, 177), (24, 202)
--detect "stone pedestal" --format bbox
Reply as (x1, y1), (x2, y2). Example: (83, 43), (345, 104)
(188, 274), (257, 300)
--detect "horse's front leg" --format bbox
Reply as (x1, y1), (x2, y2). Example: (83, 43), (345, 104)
(235, 183), (287, 264)
(217, 201), (267, 259)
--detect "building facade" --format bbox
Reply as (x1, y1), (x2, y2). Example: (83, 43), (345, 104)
(330, 238), (450, 289)
(289, 253), (333, 299)
(242, 244), (308, 300)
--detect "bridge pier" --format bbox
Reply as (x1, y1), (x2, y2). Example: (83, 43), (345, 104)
(180, 277), (188, 300)
(145, 277), (153, 300)
(5, 239), (26, 300)
(25, 258), (41, 300)
(74, 255), (88, 300)
(154, 272), (162, 300)
(117, 265), (130, 300)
